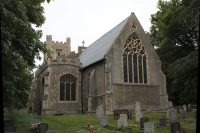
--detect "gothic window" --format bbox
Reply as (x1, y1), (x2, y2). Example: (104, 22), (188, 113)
(58, 52), (60, 56)
(123, 34), (147, 83)
(60, 75), (76, 101)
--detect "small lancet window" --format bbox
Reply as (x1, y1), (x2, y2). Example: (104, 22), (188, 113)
(58, 52), (60, 56)
(122, 34), (147, 84)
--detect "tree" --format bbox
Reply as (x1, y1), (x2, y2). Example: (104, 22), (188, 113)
(1, 0), (52, 111)
(146, 0), (199, 105)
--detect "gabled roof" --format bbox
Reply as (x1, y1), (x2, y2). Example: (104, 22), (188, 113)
(78, 16), (129, 69)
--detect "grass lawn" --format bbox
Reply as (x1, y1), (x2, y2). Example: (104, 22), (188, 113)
(5, 111), (196, 133)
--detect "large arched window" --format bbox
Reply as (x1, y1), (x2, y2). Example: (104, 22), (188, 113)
(123, 34), (147, 83)
(60, 75), (76, 101)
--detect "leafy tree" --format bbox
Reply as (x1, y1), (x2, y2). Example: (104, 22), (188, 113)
(146, 0), (199, 105)
(1, 0), (51, 111)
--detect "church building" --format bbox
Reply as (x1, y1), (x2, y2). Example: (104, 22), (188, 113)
(29, 12), (169, 115)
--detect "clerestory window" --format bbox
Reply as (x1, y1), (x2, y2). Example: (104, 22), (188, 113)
(123, 34), (147, 83)
(60, 75), (76, 101)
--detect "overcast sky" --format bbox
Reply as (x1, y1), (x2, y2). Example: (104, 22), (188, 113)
(33, 0), (164, 73)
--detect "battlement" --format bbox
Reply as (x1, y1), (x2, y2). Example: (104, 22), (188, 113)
(46, 35), (71, 46)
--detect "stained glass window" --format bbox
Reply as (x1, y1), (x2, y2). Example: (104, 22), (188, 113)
(66, 83), (70, 101)
(133, 54), (138, 83)
(139, 56), (143, 83)
(71, 83), (76, 101)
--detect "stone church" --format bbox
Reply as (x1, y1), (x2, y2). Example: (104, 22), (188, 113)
(29, 12), (169, 115)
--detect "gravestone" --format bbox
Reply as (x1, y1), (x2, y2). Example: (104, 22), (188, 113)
(179, 108), (182, 113)
(144, 122), (154, 133)
(96, 105), (104, 118)
(135, 101), (141, 113)
(100, 115), (108, 126)
(171, 121), (180, 133)
(168, 101), (173, 108)
(146, 109), (151, 113)
(167, 110), (169, 119)
(169, 108), (177, 123)
(47, 131), (61, 133)
(180, 110), (186, 117)
(38, 123), (48, 133)
(140, 117), (148, 130)
(188, 104), (191, 111)
(76, 130), (90, 133)
(120, 114), (128, 126)
(183, 104), (187, 112)
(136, 112), (143, 122)
(4, 125), (16, 133)
(31, 119), (40, 126)
(4, 120), (13, 126)
(117, 119), (125, 128)
(159, 117), (166, 127)
(193, 109), (197, 118)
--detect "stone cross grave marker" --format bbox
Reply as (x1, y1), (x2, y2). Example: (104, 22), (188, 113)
(96, 105), (104, 118)
(117, 119), (125, 128)
(84, 120), (90, 126)
(193, 109), (197, 118)
(144, 122), (154, 133)
(47, 131), (61, 133)
(159, 117), (166, 127)
(140, 117), (148, 130)
(76, 130), (90, 133)
(169, 108), (177, 123)
(180, 110), (186, 117)
(183, 104), (187, 112)
(31, 119), (40, 126)
(4, 125), (16, 133)
(171, 121), (180, 133)
(100, 115), (108, 126)
(135, 101), (141, 113)
(38, 123), (48, 133)
(120, 114), (128, 126)
(136, 112), (143, 122)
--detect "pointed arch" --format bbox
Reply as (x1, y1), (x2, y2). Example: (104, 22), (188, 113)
(122, 33), (147, 84)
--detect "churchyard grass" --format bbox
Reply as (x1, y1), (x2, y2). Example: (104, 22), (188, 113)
(5, 111), (196, 133)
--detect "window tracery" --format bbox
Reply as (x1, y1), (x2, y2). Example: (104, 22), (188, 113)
(123, 34), (147, 83)
(60, 75), (76, 101)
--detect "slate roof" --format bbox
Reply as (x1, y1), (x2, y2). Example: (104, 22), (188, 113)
(78, 16), (129, 69)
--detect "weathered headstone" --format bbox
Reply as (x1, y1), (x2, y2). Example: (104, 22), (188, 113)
(136, 112), (143, 122)
(146, 109), (151, 113)
(100, 115), (108, 126)
(76, 130), (90, 133)
(4, 125), (16, 133)
(47, 131), (61, 133)
(159, 117), (166, 127)
(188, 104), (191, 111)
(183, 104), (187, 112)
(38, 123), (48, 133)
(120, 114), (128, 126)
(96, 105), (104, 118)
(117, 119), (125, 128)
(144, 122), (154, 133)
(167, 110), (169, 119)
(168, 101), (173, 108)
(140, 117), (148, 130)
(4, 120), (13, 126)
(179, 108), (182, 113)
(180, 110), (186, 117)
(135, 101), (141, 113)
(31, 119), (40, 126)
(171, 121), (180, 133)
(193, 109), (197, 118)
(169, 108), (177, 123)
